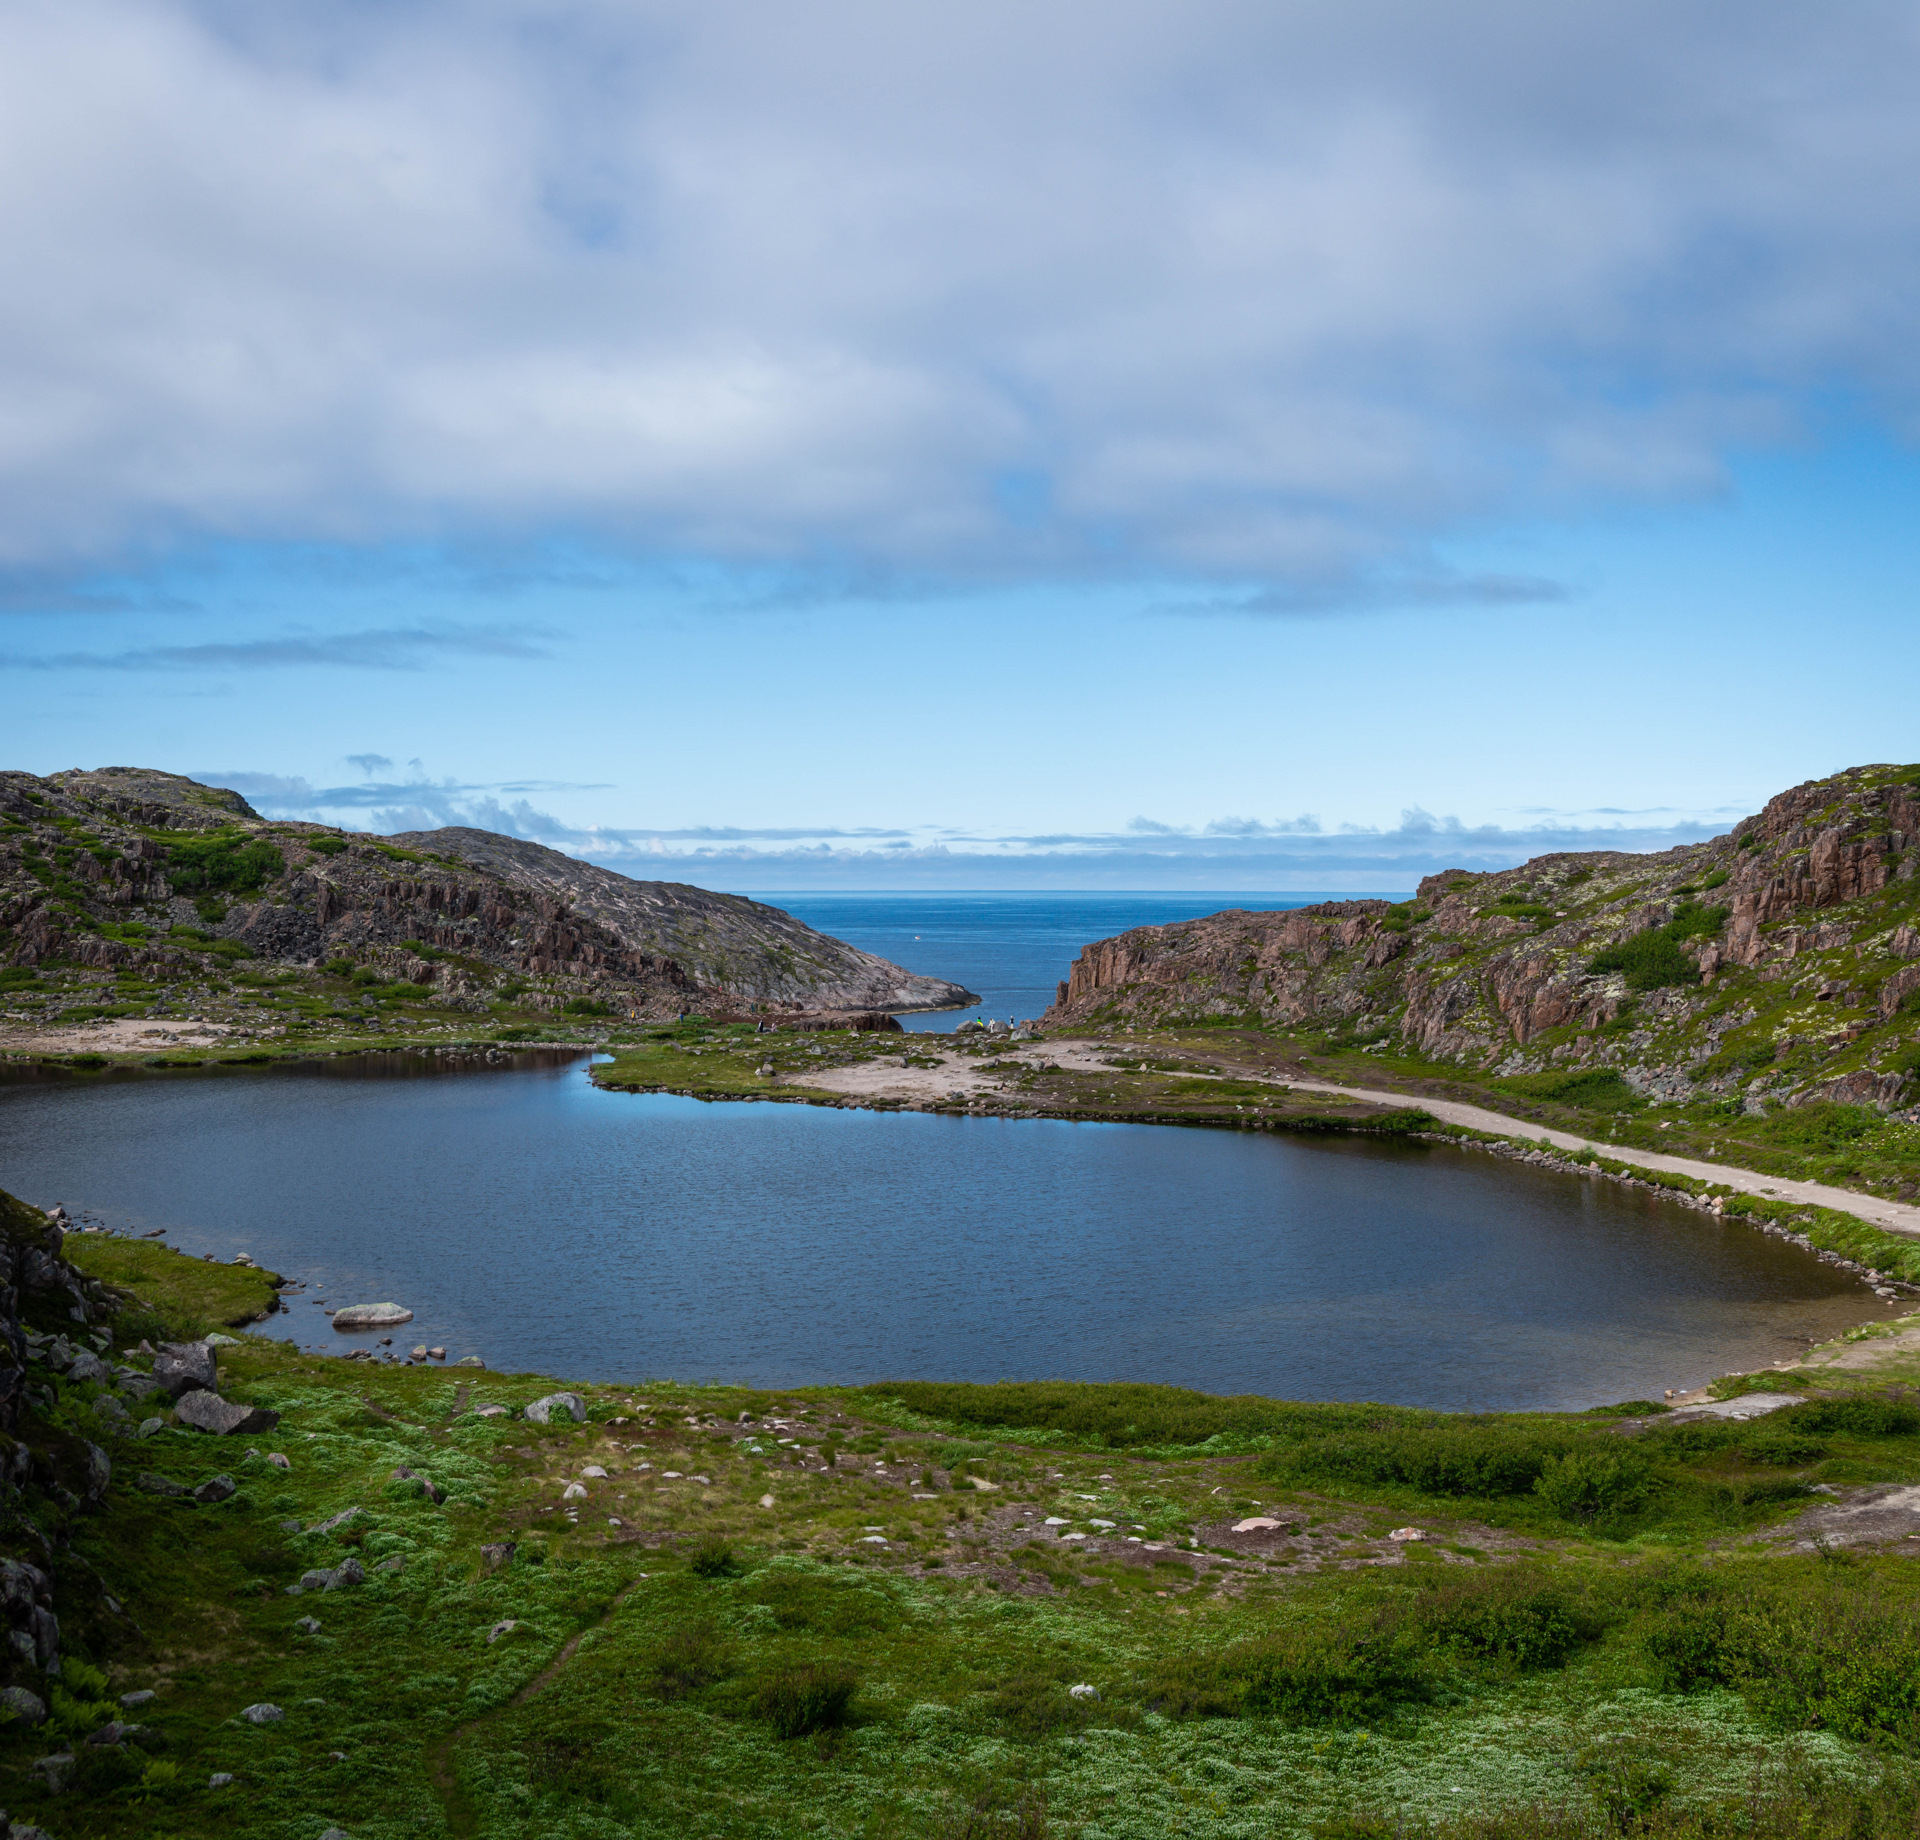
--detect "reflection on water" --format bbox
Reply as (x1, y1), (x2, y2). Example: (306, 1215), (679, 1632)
(0, 1052), (1889, 1411)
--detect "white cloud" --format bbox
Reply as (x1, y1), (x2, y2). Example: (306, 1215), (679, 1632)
(4, 2), (1919, 591)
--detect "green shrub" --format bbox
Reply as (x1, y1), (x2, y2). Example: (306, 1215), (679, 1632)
(688, 1536), (742, 1579)
(1230, 1620), (1432, 1723)
(1264, 1423), (1574, 1498)
(1749, 1103), (1882, 1154)
(1533, 1449), (1656, 1524)
(649, 1620), (729, 1699)
(165, 832), (283, 896)
(1589, 903), (1729, 991)
(306, 835), (348, 856)
(990, 1673), (1102, 1738)
(753, 1662), (858, 1737)
(1782, 1396), (1920, 1438)
(564, 997), (615, 1016)
(1411, 1570), (1605, 1670)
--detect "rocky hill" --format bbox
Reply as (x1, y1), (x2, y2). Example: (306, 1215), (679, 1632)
(0, 767), (973, 1020)
(1047, 762), (1920, 1113)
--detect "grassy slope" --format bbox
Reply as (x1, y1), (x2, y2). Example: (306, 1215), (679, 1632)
(65, 1235), (281, 1329)
(23, 1243), (1920, 1840)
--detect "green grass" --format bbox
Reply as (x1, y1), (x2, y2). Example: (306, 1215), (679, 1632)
(64, 1234), (282, 1332)
(23, 1239), (1920, 1838)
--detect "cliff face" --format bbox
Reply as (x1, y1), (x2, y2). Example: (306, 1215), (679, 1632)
(1046, 764), (1920, 1111)
(0, 768), (973, 1017)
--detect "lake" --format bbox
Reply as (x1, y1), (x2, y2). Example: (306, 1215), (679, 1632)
(0, 1051), (1883, 1412)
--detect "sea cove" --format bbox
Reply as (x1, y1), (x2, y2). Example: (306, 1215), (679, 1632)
(0, 1050), (1886, 1411)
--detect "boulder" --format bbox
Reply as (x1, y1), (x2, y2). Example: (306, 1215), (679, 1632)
(136, 1472), (188, 1498)
(175, 1392), (280, 1436)
(454, 1355), (486, 1368)
(309, 1506), (362, 1535)
(524, 1393), (586, 1425)
(330, 1302), (413, 1330)
(0, 1685), (46, 1724)
(239, 1702), (284, 1724)
(295, 1616), (321, 1634)
(119, 1690), (156, 1709)
(391, 1465), (445, 1504)
(193, 1474), (238, 1504)
(152, 1342), (217, 1399)
(66, 1350), (111, 1384)
(323, 1557), (365, 1591)
(479, 1542), (516, 1572)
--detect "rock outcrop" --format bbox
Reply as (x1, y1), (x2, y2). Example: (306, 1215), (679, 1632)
(0, 767), (974, 1019)
(1046, 763), (1920, 1113)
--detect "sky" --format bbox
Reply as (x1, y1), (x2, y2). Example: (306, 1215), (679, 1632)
(3, 0), (1917, 892)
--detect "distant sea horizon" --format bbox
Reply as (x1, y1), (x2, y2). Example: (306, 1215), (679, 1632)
(749, 889), (1412, 1029)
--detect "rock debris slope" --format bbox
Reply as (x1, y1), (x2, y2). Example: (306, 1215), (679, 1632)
(1047, 762), (1920, 1113)
(0, 767), (972, 1019)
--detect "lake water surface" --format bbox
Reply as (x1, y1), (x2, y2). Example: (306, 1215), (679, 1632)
(0, 1052), (1884, 1412)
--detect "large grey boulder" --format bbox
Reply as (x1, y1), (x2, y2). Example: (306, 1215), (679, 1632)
(193, 1474), (237, 1505)
(330, 1302), (412, 1329)
(239, 1702), (284, 1724)
(0, 1685), (46, 1724)
(66, 1350), (111, 1385)
(174, 1392), (279, 1436)
(524, 1393), (586, 1425)
(136, 1472), (188, 1498)
(152, 1342), (217, 1399)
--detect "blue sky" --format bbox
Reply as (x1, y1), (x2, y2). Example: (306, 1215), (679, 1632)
(3, 3), (1916, 891)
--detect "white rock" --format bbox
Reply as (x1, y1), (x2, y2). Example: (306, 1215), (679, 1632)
(1068, 1683), (1099, 1700)
(1089, 1519), (1116, 1530)
(1233, 1517), (1283, 1533)
(1044, 1516), (1069, 1526)
(580, 1465), (608, 1479)
(562, 1483), (588, 1500)
(759, 1494), (776, 1508)
(1387, 1527), (1426, 1543)
(329, 1303), (413, 1329)
(239, 1702), (284, 1724)
(1061, 1532), (1087, 1541)
(488, 1619), (518, 1643)
(209, 1772), (234, 1787)
(858, 1535), (888, 1544)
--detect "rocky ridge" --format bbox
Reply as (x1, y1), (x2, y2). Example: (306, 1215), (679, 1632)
(0, 767), (972, 1020)
(1046, 762), (1920, 1112)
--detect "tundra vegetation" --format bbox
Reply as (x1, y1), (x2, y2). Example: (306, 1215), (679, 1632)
(9, 1194), (1920, 1839)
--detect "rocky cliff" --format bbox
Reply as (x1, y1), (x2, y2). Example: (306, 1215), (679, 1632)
(0, 768), (973, 1019)
(1046, 763), (1920, 1112)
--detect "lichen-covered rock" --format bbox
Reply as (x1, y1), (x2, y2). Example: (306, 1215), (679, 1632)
(151, 1341), (217, 1399)
(523, 1392), (587, 1425)
(174, 1392), (280, 1436)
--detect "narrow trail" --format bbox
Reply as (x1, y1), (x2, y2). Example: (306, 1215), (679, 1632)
(426, 1574), (648, 1837)
(1275, 1074), (1920, 1239)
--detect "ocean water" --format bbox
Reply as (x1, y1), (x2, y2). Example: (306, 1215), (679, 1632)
(757, 892), (1372, 1027)
(0, 1051), (1886, 1411)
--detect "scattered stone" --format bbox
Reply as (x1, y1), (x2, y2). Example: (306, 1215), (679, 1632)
(759, 1494), (776, 1509)
(66, 1349), (111, 1385)
(524, 1392), (586, 1425)
(193, 1474), (238, 1505)
(487, 1619), (518, 1644)
(268, 1452), (291, 1470)
(175, 1392), (280, 1436)
(119, 1373), (160, 1402)
(239, 1703), (284, 1724)
(454, 1355), (485, 1368)
(330, 1302), (413, 1330)
(1043, 1516), (1069, 1526)
(29, 1752), (74, 1792)
(428, 1346), (447, 1359)
(86, 1718), (143, 1747)
(119, 1689), (156, 1709)
(580, 1465), (608, 1478)
(93, 1395), (131, 1424)
(474, 1404), (507, 1418)
(1388, 1526), (1426, 1543)
(391, 1465), (445, 1503)
(1232, 1517), (1283, 1533)
(1088, 1518), (1117, 1530)
(208, 1771), (234, 1787)
(319, 1829), (350, 1839)
(377, 1555), (405, 1573)
(562, 1483), (588, 1500)
(135, 1417), (164, 1439)
(152, 1341), (217, 1398)
(203, 1333), (241, 1347)
(858, 1534), (887, 1544)
(0, 1686), (47, 1724)
(480, 1542), (516, 1572)
(410, 1345), (428, 1359)
(324, 1558), (365, 1591)
(1068, 1683), (1099, 1700)
(295, 1616), (321, 1635)
(309, 1507), (363, 1536)
(136, 1472), (189, 1498)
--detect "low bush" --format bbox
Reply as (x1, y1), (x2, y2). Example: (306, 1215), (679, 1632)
(165, 831), (284, 896)
(648, 1619), (730, 1699)
(1532, 1449), (1657, 1525)
(1495, 1069), (1642, 1110)
(1143, 1616), (1434, 1724)
(1410, 1569), (1608, 1670)
(753, 1662), (858, 1737)
(564, 997), (615, 1016)
(1747, 1102), (1882, 1154)
(1263, 1422), (1576, 1499)
(990, 1673), (1104, 1738)
(688, 1536), (742, 1578)
(1589, 903), (1728, 991)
